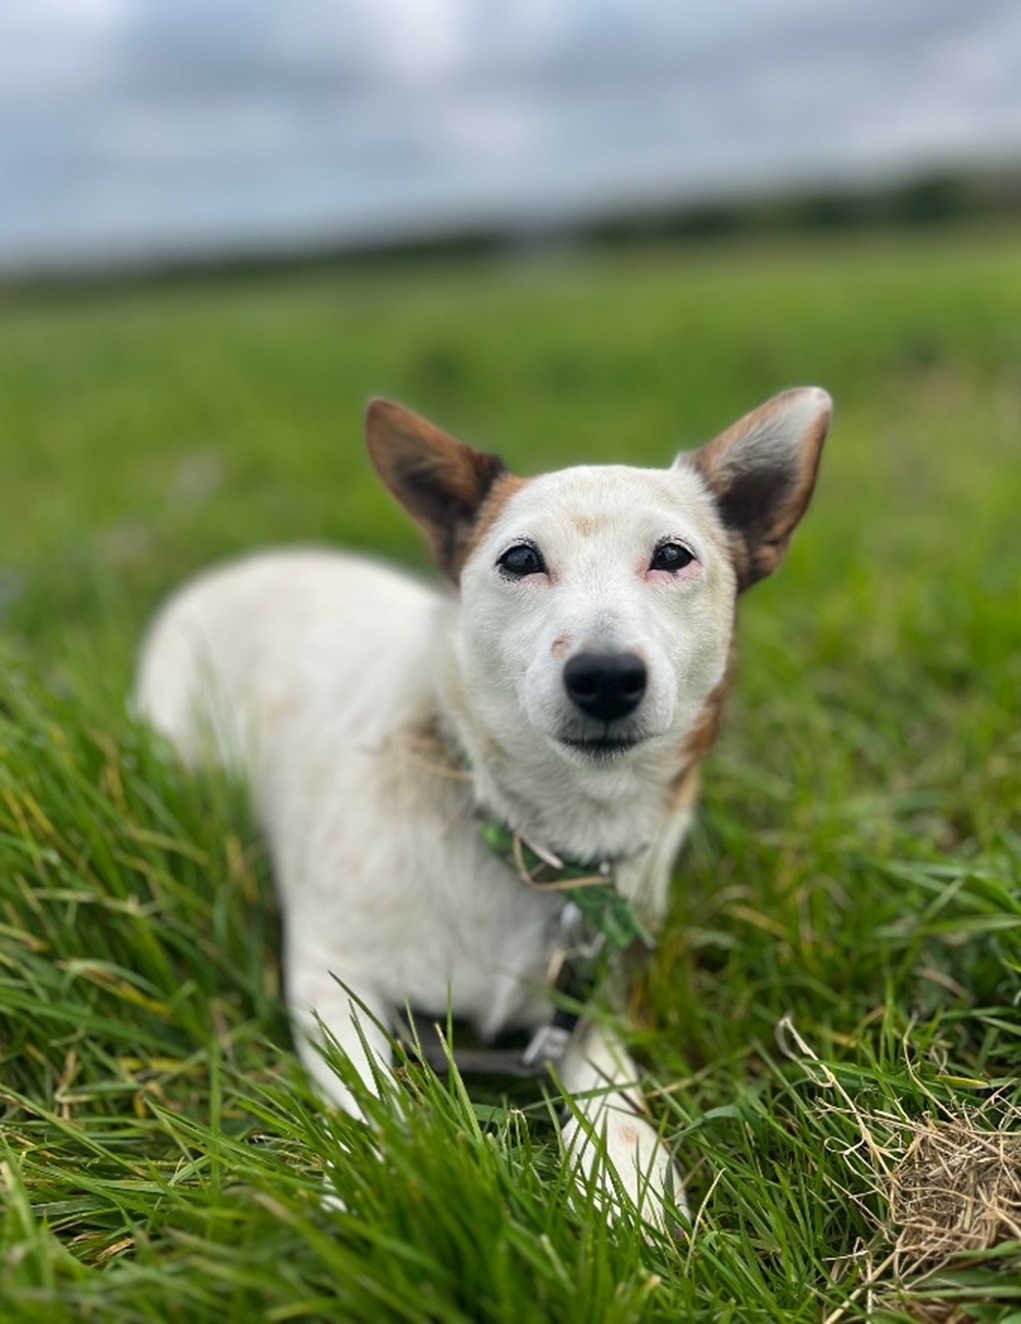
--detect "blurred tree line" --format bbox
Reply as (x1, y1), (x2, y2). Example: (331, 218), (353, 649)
(6, 166), (1021, 295)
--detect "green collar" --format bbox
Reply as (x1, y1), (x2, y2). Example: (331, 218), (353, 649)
(479, 819), (654, 952)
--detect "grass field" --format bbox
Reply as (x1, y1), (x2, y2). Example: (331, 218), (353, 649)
(1, 227), (1020, 1321)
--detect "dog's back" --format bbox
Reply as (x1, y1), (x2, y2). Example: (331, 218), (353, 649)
(137, 548), (439, 783)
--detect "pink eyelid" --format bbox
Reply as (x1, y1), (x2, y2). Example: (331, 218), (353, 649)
(645, 555), (702, 583)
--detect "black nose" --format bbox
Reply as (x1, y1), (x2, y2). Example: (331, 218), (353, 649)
(563, 651), (648, 723)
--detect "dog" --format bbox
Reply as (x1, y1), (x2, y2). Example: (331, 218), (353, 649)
(134, 387), (831, 1226)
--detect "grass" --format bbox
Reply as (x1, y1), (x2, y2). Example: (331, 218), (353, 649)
(0, 224), (1020, 1320)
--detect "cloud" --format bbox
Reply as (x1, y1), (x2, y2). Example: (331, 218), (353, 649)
(1, 0), (1020, 269)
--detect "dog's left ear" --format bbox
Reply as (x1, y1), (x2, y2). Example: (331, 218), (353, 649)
(366, 399), (508, 580)
(681, 387), (832, 591)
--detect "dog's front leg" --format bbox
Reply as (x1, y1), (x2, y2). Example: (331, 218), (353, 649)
(558, 1019), (682, 1229)
(286, 953), (393, 1116)
(285, 955), (398, 1216)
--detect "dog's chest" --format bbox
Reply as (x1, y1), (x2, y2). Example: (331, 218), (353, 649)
(262, 704), (569, 1032)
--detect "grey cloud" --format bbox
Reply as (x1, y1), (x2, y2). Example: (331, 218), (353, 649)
(1, 0), (1021, 269)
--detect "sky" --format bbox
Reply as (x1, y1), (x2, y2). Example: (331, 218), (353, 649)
(2, 0), (1021, 271)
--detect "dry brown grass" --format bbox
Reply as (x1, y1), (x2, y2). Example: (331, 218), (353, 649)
(888, 1115), (1021, 1273)
(777, 1016), (1021, 1322)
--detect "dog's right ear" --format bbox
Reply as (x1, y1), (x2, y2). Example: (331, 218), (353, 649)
(681, 387), (832, 592)
(365, 399), (508, 580)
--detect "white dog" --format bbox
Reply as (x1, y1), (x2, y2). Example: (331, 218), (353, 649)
(135, 387), (830, 1224)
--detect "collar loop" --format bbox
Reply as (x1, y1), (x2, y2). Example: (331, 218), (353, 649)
(480, 819), (654, 951)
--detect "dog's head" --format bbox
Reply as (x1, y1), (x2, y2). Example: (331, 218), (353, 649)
(366, 390), (830, 768)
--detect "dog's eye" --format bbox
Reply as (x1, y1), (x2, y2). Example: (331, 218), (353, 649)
(650, 541), (695, 573)
(498, 542), (546, 578)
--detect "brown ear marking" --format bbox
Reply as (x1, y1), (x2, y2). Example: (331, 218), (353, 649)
(365, 399), (510, 579)
(687, 387), (832, 592)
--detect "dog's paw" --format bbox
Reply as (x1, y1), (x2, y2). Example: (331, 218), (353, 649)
(563, 1108), (687, 1234)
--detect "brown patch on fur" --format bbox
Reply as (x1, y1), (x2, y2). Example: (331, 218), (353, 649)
(720, 529), (753, 592)
(465, 472), (532, 568)
(569, 511), (609, 538)
(688, 388), (830, 592)
(670, 763), (703, 817)
(670, 648), (735, 808)
(365, 398), (509, 580)
(550, 633), (571, 658)
(400, 712), (470, 782)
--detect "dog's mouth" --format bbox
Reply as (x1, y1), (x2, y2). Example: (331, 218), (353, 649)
(556, 733), (642, 763)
